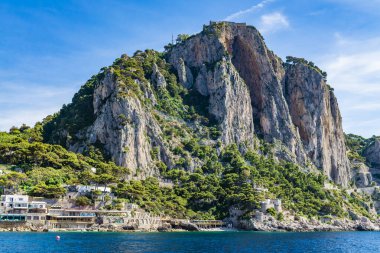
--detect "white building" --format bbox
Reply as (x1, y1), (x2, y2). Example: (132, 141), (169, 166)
(28, 201), (48, 213)
(46, 208), (96, 229)
(0, 195), (29, 213)
(76, 185), (111, 193)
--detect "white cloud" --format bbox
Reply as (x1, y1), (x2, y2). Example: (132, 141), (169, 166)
(321, 36), (380, 95)
(319, 35), (380, 136)
(224, 0), (273, 21)
(0, 108), (59, 132)
(258, 12), (289, 34)
(0, 82), (77, 131)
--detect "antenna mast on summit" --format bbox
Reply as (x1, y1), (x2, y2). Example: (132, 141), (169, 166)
(172, 34), (174, 44)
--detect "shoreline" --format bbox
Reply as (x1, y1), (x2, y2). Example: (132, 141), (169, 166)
(0, 229), (379, 233)
(1, 216), (379, 233)
(1, 225), (379, 233)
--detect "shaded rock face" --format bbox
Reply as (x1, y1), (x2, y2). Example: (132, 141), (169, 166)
(167, 22), (350, 186)
(362, 139), (380, 185)
(69, 70), (171, 178)
(352, 162), (373, 187)
(284, 64), (351, 185)
(201, 58), (255, 146)
(166, 27), (255, 147)
(364, 139), (380, 166)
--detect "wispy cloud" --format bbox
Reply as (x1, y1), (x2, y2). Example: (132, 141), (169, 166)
(0, 108), (58, 131)
(319, 34), (380, 136)
(0, 82), (77, 131)
(321, 36), (380, 95)
(224, 0), (273, 21)
(349, 103), (380, 111)
(258, 12), (289, 34)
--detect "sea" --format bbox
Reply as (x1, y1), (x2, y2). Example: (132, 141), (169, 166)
(0, 231), (379, 253)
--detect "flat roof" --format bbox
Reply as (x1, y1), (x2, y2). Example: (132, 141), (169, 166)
(50, 216), (95, 218)
(0, 214), (26, 216)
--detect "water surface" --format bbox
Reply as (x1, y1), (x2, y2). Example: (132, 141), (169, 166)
(0, 231), (379, 253)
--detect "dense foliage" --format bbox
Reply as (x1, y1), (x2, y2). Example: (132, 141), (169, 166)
(43, 74), (103, 145)
(0, 127), (372, 220)
(112, 144), (372, 220)
(345, 133), (379, 163)
(0, 128), (128, 198)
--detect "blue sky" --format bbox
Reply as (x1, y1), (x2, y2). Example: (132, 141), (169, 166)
(1, 0), (380, 137)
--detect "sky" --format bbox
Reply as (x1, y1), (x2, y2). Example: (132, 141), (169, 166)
(1, 0), (380, 137)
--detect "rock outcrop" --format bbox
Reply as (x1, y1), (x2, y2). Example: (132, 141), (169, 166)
(45, 21), (352, 186)
(241, 217), (380, 232)
(167, 22), (350, 185)
(284, 63), (351, 185)
(364, 139), (380, 166)
(68, 69), (172, 178)
(352, 162), (373, 187)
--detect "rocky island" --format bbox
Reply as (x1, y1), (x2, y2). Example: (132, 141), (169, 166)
(1, 21), (380, 232)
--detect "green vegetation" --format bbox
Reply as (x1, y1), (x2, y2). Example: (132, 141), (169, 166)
(0, 128), (129, 198)
(75, 196), (92, 207)
(345, 133), (380, 163)
(43, 74), (101, 145)
(10, 122), (366, 220)
(285, 56), (328, 81)
(113, 144), (372, 220)
(176, 34), (190, 44)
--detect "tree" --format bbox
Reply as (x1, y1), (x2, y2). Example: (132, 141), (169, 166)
(0, 172), (27, 192)
(29, 183), (66, 198)
(96, 174), (116, 192)
(266, 207), (276, 216)
(75, 196), (92, 207)
(176, 34), (190, 44)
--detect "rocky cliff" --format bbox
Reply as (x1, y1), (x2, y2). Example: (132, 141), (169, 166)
(284, 63), (351, 185)
(43, 21), (352, 186)
(362, 138), (380, 185)
(167, 22), (351, 185)
(364, 139), (380, 167)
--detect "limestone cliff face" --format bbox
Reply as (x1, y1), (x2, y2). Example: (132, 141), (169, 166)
(363, 138), (380, 185)
(284, 63), (351, 185)
(168, 23), (303, 160)
(364, 139), (380, 166)
(68, 69), (171, 178)
(47, 22), (352, 186)
(167, 22), (350, 186)
(207, 58), (255, 146)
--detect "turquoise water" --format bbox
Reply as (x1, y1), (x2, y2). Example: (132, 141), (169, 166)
(0, 231), (379, 253)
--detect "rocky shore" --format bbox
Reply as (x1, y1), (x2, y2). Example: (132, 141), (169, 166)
(1, 218), (380, 232)
(242, 217), (380, 232)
